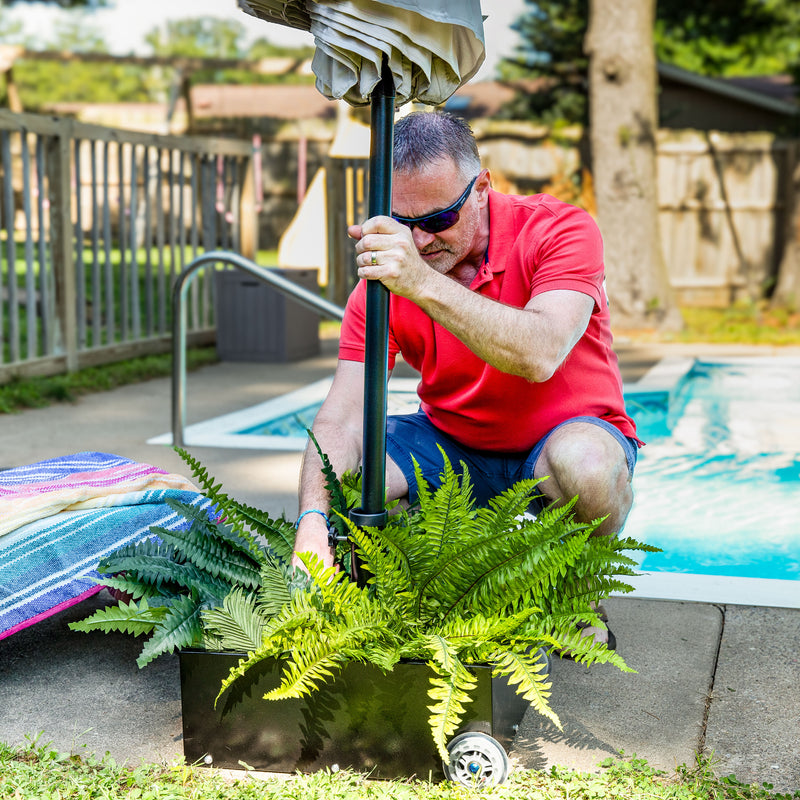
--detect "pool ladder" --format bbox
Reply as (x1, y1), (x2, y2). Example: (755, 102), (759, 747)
(171, 250), (345, 448)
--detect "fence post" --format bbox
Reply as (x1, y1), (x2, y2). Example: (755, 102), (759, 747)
(325, 156), (367, 306)
(239, 135), (260, 260)
(46, 118), (78, 371)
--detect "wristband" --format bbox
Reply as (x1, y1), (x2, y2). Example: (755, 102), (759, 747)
(295, 508), (330, 529)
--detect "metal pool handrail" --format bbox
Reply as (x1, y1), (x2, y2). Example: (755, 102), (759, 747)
(171, 250), (345, 448)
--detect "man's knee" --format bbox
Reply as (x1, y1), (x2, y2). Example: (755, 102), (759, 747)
(534, 422), (633, 522)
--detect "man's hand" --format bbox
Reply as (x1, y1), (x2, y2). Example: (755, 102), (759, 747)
(291, 514), (336, 573)
(349, 216), (431, 298)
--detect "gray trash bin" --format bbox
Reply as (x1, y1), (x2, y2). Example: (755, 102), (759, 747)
(214, 268), (321, 363)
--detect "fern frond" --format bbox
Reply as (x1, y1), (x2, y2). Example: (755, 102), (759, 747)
(174, 446), (282, 556)
(415, 450), (477, 561)
(202, 588), (268, 652)
(99, 548), (232, 605)
(151, 523), (262, 589)
(545, 621), (635, 672)
(307, 430), (349, 539)
(490, 648), (560, 729)
(220, 501), (296, 562)
(424, 634), (478, 760)
(338, 514), (415, 612)
(68, 598), (165, 637)
(298, 551), (383, 623)
(428, 506), (591, 622)
(96, 575), (159, 601)
(135, 594), (205, 667)
(215, 589), (321, 704)
(162, 498), (269, 563)
(257, 556), (293, 617)
(97, 537), (173, 573)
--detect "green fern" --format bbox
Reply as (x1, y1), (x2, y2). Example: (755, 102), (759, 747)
(424, 634), (478, 759)
(136, 593), (205, 668)
(70, 464), (299, 669)
(173, 447), (296, 560)
(306, 430), (350, 540)
(489, 649), (558, 727)
(68, 598), (165, 637)
(202, 588), (267, 652)
(208, 449), (656, 759)
(71, 446), (658, 764)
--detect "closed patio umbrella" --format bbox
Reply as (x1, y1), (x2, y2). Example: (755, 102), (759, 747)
(238, 0), (485, 539)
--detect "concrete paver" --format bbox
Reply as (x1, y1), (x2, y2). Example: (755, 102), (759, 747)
(0, 341), (798, 794)
(514, 599), (722, 775)
(705, 606), (800, 793)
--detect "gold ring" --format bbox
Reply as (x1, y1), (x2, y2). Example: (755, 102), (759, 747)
(370, 251), (378, 266)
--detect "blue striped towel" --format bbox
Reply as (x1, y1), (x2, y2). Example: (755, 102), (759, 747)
(0, 452), (211, 640)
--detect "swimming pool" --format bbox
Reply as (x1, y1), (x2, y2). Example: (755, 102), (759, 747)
(149, 357), (800, 608)
(622, 356), (800, 608)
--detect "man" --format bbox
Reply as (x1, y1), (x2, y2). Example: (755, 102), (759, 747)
(293, 112), (640, 643)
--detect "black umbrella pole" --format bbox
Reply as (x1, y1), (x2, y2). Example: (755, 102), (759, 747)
(349, 57), (395, 542)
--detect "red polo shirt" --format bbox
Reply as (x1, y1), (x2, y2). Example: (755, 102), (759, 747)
(339, 190), (638, 453)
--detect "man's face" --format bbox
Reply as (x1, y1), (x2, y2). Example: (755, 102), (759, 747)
(391, 159), (485, 278)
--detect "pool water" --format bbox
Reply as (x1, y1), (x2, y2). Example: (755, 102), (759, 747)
(624, 359), (800, 584)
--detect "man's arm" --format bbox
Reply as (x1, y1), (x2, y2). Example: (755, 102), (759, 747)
(352, 216), (594, 382)
(292, 359), (366, 571)
(407, 277), (593, 383)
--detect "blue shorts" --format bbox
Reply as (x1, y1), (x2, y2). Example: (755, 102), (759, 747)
(385, 411), (638, 510)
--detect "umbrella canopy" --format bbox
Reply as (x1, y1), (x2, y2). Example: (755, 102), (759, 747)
(239, 0), (484, 106)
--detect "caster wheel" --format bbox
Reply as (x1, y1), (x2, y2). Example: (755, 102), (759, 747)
(443, 731), (509, 787)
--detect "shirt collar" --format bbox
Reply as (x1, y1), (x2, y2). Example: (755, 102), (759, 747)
(469, 189), (510, 290)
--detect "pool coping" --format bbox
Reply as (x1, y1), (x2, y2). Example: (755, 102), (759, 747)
(148, 376), (421, 451)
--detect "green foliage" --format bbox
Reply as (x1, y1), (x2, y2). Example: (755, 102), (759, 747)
(210, 448), (653, 760)
(174, 446), (296, 563)
(69, 445), (299, 667)
(654, 1), (800, 79)
(0, 347), (219, 415)
(498, 0), (589, 125)
(5, 22), (152, 109)
(71, 447), (655, 762)
(1, 738), (798, 800)
(68, 597), (164, 638)
(500, 0), (800, 126)
(143, 16), (315, 86)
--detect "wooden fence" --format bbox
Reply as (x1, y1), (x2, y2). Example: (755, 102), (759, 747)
(0, 110), (258, 383)
(656, 130), (789, 306)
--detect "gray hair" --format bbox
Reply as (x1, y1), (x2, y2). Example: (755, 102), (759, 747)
(393, 111), (481, 180)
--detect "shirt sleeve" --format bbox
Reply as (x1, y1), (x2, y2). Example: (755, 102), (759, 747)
(524, 201), (606, 312)
(337, 280), (401, 369)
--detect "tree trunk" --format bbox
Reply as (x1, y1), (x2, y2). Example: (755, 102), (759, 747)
(585, 0), (681, 331)
(772, 140), (800, 311)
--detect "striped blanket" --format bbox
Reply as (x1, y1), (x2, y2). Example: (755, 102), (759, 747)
(0, 452), (211, 641)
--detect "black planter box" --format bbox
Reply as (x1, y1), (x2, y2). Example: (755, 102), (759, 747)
(179, 650), (530, 780)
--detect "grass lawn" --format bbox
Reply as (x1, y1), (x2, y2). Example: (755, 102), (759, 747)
(1, 738), (797, 800)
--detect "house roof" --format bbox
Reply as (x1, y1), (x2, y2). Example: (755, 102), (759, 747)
(191, 83), (335, 120)
(657, 62), (798, 118)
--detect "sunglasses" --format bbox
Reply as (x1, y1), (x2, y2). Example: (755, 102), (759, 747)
(392, 174), (479, 234)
